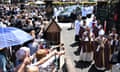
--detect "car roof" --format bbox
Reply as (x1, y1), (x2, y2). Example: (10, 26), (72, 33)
(60, 5), (81, 16)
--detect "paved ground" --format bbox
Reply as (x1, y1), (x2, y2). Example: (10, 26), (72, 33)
(58, 22), (114, 72)
(58, 22), (90, 72)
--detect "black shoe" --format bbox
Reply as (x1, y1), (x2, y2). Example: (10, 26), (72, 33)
(74, 51), (80, 56)
(67, 27), (74, 30)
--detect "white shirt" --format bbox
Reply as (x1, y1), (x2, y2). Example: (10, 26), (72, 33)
(31, 55), (58, 68)
(88, 20), (97, 32)
(81, 7), (87, 17)
(75, 20), (81, 35)
(86, 6), (94, 15)
(86, 18), (92, 28)
(54, 7), (58, 16)
(98, 29), (105, 36)
(0, 22), (6, 27)
(39, 56), (56, 68)
(34, 21), (41, 27)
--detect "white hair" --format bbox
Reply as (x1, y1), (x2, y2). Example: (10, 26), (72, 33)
(20, 47), (30, 53)
(16, 49), (26, 60)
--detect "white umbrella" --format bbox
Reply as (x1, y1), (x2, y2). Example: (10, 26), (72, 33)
(35, 1), (45, 4)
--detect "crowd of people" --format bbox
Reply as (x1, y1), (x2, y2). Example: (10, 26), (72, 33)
(0, 4), (65, 72)
(74, 5), (120, 71)
(0, 3), (120, 72)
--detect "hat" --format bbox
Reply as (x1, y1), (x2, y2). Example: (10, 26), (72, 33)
(99, 29), (105, 35)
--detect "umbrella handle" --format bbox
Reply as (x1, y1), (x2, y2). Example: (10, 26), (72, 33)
(9, 46), (12, 56)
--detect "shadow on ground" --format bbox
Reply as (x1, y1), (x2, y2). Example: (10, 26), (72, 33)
(74, 61), (105, 72)
(67, 28), (74, 31)
(70, 41), (80, 47)
(74, 60), (92, 69)
(61, 63), (68, 72)
(73, 47), (80, 56)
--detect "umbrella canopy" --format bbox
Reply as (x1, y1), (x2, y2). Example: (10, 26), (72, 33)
(0, 27), (33, 48)
(35, 1), (45, 4)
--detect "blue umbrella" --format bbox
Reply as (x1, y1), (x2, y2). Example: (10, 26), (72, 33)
(0, 27), (33, 48)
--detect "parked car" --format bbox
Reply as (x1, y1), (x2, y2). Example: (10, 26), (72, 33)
(58, 5), (81, 22)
